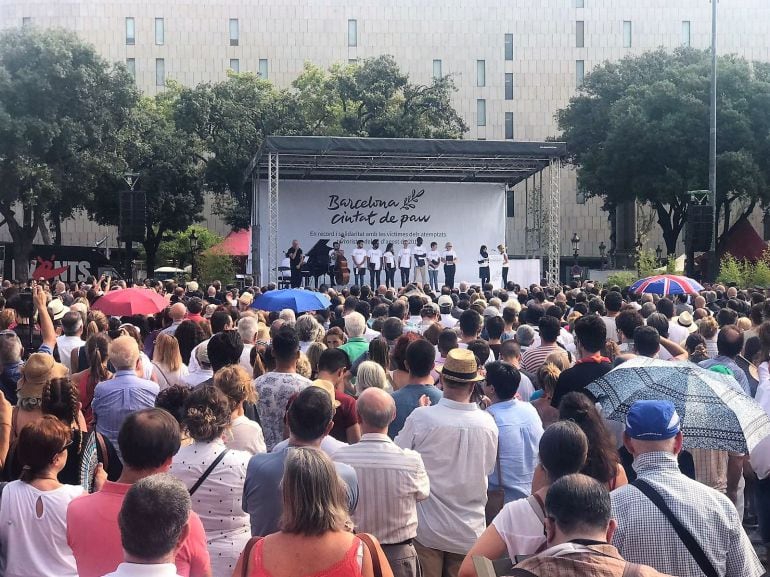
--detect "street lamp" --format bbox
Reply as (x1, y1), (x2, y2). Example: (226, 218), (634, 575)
(655, 245), (663, 265)
(189, 230), (199, 279)
(598, 241), (606, 270)
(571, 233), (580, 264)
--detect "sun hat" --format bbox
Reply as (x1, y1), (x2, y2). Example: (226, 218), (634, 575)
(310, 379), (341, 408)
(436, 348), (484, 383)
(437, 295), (453, 309)
(625, 400), (681, 440)
(17, 353), (69, 400)
(677, 311), (697, 333)
(47, 298), (69, 321)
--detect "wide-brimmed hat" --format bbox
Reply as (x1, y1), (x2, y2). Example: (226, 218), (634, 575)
(311, 379), (341, 408)
(677, 311), (698, 333)
(18, 353), (68, 399)
(436, 349), (484, 383)
(47, 298), (69, 321)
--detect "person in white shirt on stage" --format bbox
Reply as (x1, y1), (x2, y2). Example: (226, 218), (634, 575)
(398, 240), (412, 288)
(351, 240), (368, 287)
(383, 242), (396, 289)
(498, 244), (509, 288)
(441, 242), (458, 290)
(478, 245), (490, 287)
(367, 239), (383, 289)
(413, 237), (428, 289)
(427, 242), (441, 292)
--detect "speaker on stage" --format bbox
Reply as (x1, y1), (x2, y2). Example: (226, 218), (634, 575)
(119, 190), (146, 242)
(685, 204), (713, 252)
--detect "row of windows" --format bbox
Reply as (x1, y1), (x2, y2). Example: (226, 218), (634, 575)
(127, 57), (269, 85)
(474, 101), (515, 139)
(576, 19), (692, 48)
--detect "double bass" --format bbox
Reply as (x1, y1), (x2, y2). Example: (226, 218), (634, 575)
(334, 240), (350, 286)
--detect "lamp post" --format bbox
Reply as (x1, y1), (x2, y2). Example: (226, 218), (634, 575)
(656, 245), (663, 266)
(189, 230), (199, 279)
(598, 241), (606, 270)
(571, 233), (580, 264)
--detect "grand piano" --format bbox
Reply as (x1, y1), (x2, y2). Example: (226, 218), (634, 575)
(301, 239), (332, 288)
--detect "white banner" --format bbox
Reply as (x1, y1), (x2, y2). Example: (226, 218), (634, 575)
(260, 180), (506, 286)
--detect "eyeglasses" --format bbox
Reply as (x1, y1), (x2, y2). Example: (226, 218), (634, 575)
(58, 439), (73, 453)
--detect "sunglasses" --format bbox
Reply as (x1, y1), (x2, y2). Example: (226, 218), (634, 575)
(0, 330), (17, 338)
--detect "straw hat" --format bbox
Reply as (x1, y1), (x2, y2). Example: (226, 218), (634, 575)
(18, 353), (69, 400)
(436, 349), (483, 383)
(47, 298), (69, 321)
(311, 379), (341, 408)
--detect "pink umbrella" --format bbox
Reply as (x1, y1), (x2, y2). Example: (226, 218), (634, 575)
(91, 287), (169, 316)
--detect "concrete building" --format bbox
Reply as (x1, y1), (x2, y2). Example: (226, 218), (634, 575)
(1, 0), (768, 267)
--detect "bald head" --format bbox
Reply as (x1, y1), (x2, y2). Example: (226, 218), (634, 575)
(169, 302), (187, 322)
(356, 388), (396, 431)
(109, 335), (141, 371)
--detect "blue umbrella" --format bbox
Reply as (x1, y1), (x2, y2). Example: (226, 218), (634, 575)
(250, 288), (331, 313)
(586, 356), (770, 453)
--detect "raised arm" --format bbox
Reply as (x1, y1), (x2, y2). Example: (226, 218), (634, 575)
(34, 286), (57, 352)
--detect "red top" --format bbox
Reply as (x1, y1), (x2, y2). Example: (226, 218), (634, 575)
(247, 537), (363, 577)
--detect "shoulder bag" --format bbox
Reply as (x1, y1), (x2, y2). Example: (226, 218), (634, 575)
(189, 449), (229, 496)
(358, 533), (394, 577)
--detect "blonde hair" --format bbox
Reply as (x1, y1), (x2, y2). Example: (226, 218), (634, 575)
(537, 362), (561, 397)
(214, 364), (256, 409)
(280, 447), (350, 536)
(296, 354), (312, 379)
(84, 310), (108, 340)
(305, 342), (327, 378)
(0, 309), (15, 330)
(698, 316), (719, 340)
(356, 360), (388, 394)
(153, 333), (183, 372)
(544, 351), (571, 372)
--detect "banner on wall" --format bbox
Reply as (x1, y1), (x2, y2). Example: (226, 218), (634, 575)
(261, 180), (507, 286)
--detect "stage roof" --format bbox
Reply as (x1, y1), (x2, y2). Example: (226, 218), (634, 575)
(250, 136), (567, 185)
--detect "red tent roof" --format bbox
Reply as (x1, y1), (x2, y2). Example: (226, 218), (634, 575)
(724, 218), (767, 261)
(208, 229), (250, 256)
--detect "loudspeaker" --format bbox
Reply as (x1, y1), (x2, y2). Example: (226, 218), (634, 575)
(119, 191), (146, 242)
(686, 204), (713, 252)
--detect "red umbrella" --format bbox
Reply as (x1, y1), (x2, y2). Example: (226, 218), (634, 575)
(91, 287), (169, 316)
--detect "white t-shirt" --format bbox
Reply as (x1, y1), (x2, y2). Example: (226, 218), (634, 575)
(427, 250), (441, 269)
(442, 250), (457, 265)
(226, 415), (267, 455)
(56, 335), (84, 372)
(367, 248), (383, 270)
(491, 497), (546, 558)
(383, 251), (395, 267)
(413, 245), (427, 267)
(398, 248), (412, 268)
(351, 248), (368, 269)
(0, 481), (84, 577)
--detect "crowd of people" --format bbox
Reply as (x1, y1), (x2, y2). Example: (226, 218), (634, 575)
(0, 273), (767, 577)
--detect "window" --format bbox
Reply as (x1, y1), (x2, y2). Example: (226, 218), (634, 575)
(347, 19), (357, 47)
(682, 21), (691, 47)
(258, 59), (268, 79)
(476, 60), (486, 87)
(155, 58), (165, 86)
(576, 60), (585, 86)
(623, 21), (632, 47)
(505, 73), (514, 100)
(348, 58), (358, 65)
(504, 33), (513, 60)
(576, 0), (584, 7)
(229, 59), (239, 73)
(155, 18), (164, 45)
(125, 17), (135, 45)
(506, 187), (515, 217)
(505, 112), (514, 140)
(477, 99), (486, 127)
(21, 17), (31, 27)
(432, 59), (442, 79)
(576, 21), (584, 48)
(229, 18), (239, 46)
(126, 58), (136, 79)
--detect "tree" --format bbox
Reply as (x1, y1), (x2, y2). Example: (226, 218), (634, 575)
(89, 87), (206, 274)
(557, 48), (770, 256)
(0, 27), (138, 280)
(156, 226), (222, 269)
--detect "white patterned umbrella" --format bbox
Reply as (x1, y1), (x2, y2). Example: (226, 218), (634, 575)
(586, 356), (770, 453)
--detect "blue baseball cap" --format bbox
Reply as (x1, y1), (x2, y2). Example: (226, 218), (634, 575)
(625, 400), (681, 440)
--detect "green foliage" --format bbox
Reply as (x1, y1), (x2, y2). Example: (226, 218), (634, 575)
(157, 226), (223, 268)
(636, 248), (659, 279)
(605, 271), (636, 289)
(717, 255), (747, 286)
(0, 27), (138, 278)
(665, 255), (678, 274)
(748, 260), (770, 288)
(557, 48), (770, 254)
(197, 250), (235, 285)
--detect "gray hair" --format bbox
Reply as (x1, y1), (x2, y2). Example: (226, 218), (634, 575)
(280, 447), (350, 536)
(516, 324), (535, 347)
(344, 312), (366, 338)
(61, 311), (83, 336)
(237, 316), (260, 344)
(296, 315), (323, 343)
(118, 473), (191, 561)
(0, 333), (22, 364)
(279, 308), (296, 324)
(356, 388), (395, 429)
(108, 336), (141, 370)
(356, 360), (388, 394)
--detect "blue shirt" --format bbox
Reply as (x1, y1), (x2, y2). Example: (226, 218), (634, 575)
(389, 384), (443, 439)
(92, 370), (159, 459)
(0, 362), (21, 406)
(242, 445), (359, 537)
(486, 399), (544, 502)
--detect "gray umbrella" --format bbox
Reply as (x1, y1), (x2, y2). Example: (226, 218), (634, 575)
(586, 356), (770, 453)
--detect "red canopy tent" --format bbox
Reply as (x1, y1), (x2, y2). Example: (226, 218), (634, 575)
(723, 218), (767, 261)
(207, 229), (250, 256)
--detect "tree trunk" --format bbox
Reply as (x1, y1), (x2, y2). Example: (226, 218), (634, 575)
(654, 202), (679, 255)
(1, 205), (43, 282)
(142, 227), (164, 278)
(51, 205), (62, 246)
(38, 218), (51, 246)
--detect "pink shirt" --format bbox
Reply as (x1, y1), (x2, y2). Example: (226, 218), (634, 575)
(67, 480), (211, 577)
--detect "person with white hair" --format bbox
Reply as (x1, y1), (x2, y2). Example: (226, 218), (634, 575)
(237, 316), (260, 373)
(339, 312), (368, 364)
(296, 315), (324, 354)
(279, 308), (296, 325)
(356, 360), (391, 394)
(160, 303), (187, 337)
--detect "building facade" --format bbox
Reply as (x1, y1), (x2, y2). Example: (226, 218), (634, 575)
(2, 0), (768, 263)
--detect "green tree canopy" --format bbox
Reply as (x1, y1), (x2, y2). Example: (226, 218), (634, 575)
(557, 47), (770, 254)
(0, 27), (138, 279)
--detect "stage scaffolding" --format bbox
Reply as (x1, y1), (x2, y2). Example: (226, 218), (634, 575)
(248, 136), (566, 286)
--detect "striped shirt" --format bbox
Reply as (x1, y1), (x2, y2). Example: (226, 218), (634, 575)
(611, 451), (763, 577)
(520, 343), (562, 374)
(334, 433), (430, 544)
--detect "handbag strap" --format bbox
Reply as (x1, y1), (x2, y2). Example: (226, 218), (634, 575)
(358, 534), (382, 577)
(189, 449), (229, 496)
(494, 440), (502, 487)
(631, 479), (719, 577)
(526, 493), (546, 524)
(240, 536), (262, 577)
